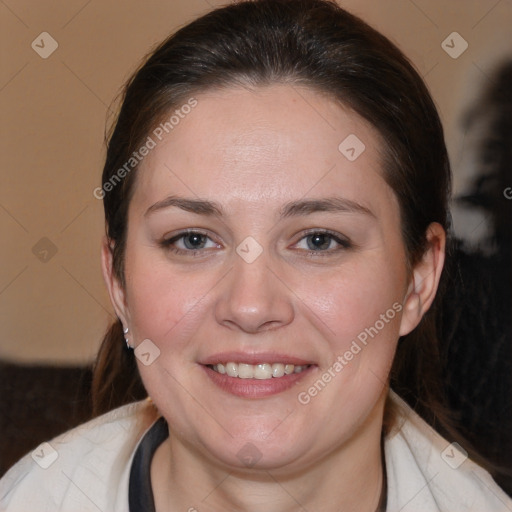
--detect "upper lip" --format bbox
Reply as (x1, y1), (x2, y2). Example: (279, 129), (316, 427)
(200, 352), (315, 366)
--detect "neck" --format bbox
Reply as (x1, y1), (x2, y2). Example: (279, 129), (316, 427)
(151, 396), (387, 512)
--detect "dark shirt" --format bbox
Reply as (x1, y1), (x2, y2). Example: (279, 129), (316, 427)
(129, 417), (168, 512)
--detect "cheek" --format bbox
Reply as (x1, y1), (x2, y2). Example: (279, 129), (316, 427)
(299, 257), (405, 347)
(124, 255), (210, 348)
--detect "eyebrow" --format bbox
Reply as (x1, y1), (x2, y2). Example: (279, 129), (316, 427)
(280, 197), (375, 219)
(145, 196), (223, 217)
(145, 195), (375, 219)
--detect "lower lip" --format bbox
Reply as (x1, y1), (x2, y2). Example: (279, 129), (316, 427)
(201, 365), (316, 398)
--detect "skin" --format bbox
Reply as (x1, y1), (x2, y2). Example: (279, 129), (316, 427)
(102, 84), (445, 511)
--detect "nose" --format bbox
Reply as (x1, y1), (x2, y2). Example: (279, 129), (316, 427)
(214, 250), (295, 334)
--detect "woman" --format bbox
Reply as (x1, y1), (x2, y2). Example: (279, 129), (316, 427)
(1, 0), (510, 510)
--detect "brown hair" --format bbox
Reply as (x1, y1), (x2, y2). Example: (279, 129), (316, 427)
(94, 0), (453, 447)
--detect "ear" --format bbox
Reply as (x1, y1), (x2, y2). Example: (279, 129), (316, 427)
(399, 222), (446, 336)
(101, 236), (130, 327)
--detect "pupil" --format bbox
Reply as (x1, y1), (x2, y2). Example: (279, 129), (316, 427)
(308, 234), (330, 250)
(185, 233), (205, 249)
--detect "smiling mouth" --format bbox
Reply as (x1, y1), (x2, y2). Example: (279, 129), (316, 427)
(208, 362), (311, 380)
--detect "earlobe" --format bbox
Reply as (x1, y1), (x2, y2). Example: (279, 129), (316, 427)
(398, 222), (446, 337)
(101, 236), (130, 327)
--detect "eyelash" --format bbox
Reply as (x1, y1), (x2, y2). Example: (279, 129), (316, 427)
(295, 229), (352, 256)
(160, 230), (218, 257)
(160, 229), (352, 257)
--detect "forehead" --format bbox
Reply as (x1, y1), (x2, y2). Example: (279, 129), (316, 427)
(132, 84), (395, 217)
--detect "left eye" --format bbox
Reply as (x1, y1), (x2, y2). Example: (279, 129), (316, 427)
(179, 233), (210, 250)
(295, 232), (349, 252)
(163, 231), (218, 252)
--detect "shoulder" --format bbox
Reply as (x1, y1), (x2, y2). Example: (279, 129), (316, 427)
(0, 399), (160, 512)
(385, 390), (512, 512)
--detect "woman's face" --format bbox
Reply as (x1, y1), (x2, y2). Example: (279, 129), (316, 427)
(105, 84), (432, 471)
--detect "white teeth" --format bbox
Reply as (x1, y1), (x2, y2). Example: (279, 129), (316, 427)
(225, 362), (238, 377)
(211, 362), (309, 380)
(272, 363), (285, 378)
(254, 363), (273, 379)
(238, 363), (255, 379)
(284, 364), (295, 375)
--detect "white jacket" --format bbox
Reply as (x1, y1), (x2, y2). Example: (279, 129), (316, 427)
(1, 392), (510, 511)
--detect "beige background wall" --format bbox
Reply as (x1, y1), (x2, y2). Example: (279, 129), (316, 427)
(1, 0), (511, 364)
